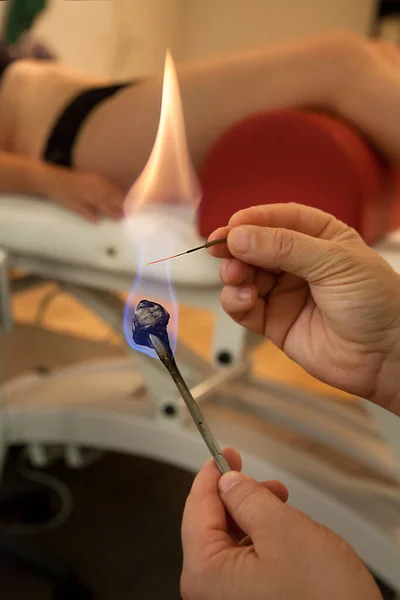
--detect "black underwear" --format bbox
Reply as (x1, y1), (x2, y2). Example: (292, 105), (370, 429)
(42, 82), (135, 168)
(0, 43), (14, 80)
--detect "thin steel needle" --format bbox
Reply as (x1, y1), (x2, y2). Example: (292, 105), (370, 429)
(144, 236), (227, 266)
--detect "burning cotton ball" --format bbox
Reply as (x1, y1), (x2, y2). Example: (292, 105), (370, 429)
(132, 300), (172, 354)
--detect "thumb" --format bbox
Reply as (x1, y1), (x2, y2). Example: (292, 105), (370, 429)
(228, 225), (343, 282)
(218, 471), (282, 543)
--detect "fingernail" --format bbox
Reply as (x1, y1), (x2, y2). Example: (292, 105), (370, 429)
(218, 471), (245, 494)
(237, 286), (252, 302)
(232, 227), (253, 254)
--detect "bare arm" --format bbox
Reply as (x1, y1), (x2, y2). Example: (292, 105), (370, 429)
(0, 150), (60, 196)
(0, 151), (125, 221)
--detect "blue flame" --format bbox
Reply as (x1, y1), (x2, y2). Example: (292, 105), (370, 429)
(123, 244), (179, 359)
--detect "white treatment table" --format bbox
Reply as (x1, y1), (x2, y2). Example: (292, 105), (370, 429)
(0, 195), (400, 592)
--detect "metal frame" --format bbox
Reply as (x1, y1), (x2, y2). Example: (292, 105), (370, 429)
(0, 250), (12, 333)
(1, 250), (400, 592)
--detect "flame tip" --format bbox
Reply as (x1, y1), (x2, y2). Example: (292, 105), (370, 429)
(164, 49), (175, 74)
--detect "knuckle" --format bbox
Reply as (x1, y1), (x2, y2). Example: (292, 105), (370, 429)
(272, 227), (294, 262)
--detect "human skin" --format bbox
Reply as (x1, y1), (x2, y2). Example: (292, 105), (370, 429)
(181, 447), (383, 600)
(208, 203), (400, 417)
(0, 30), (398, 218)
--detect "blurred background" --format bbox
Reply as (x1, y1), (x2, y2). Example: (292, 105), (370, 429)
(0, 0), (396, 77)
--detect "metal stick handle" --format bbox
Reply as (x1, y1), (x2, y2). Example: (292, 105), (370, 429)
(149, 334), (230, 474)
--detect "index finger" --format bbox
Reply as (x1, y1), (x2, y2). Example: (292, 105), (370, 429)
(229, 203), (352, 241)
(182, 447), (242, 565)
(207, 203), (356, 259)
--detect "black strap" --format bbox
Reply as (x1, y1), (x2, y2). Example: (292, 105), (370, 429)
(43, 82), (135, 168)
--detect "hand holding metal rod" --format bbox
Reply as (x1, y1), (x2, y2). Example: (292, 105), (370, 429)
(132, 300), (231, 474)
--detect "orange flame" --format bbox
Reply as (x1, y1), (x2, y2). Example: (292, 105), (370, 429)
(124, 50), (201, 216)
(123, 51), (201, 357)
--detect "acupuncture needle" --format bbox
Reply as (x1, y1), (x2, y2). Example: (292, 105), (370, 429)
(144, 236), (227, 266)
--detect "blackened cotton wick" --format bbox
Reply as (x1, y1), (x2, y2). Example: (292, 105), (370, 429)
(132, 299), (172, 355)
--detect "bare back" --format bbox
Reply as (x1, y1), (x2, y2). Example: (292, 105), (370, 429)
(0, 59), (109, 158)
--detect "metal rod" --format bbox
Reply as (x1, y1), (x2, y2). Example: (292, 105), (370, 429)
(0, 250), (13, 332)
(187, 361), (250, 409)
(149, 333), (231, 474)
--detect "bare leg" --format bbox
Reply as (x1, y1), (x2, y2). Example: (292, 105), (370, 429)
(73, 33), (360, 191)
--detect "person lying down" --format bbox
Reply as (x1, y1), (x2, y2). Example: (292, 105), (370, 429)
(0, 31), (398, 222)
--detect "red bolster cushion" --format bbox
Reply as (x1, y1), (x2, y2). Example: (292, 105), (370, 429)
(198, 110), (398, 245)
